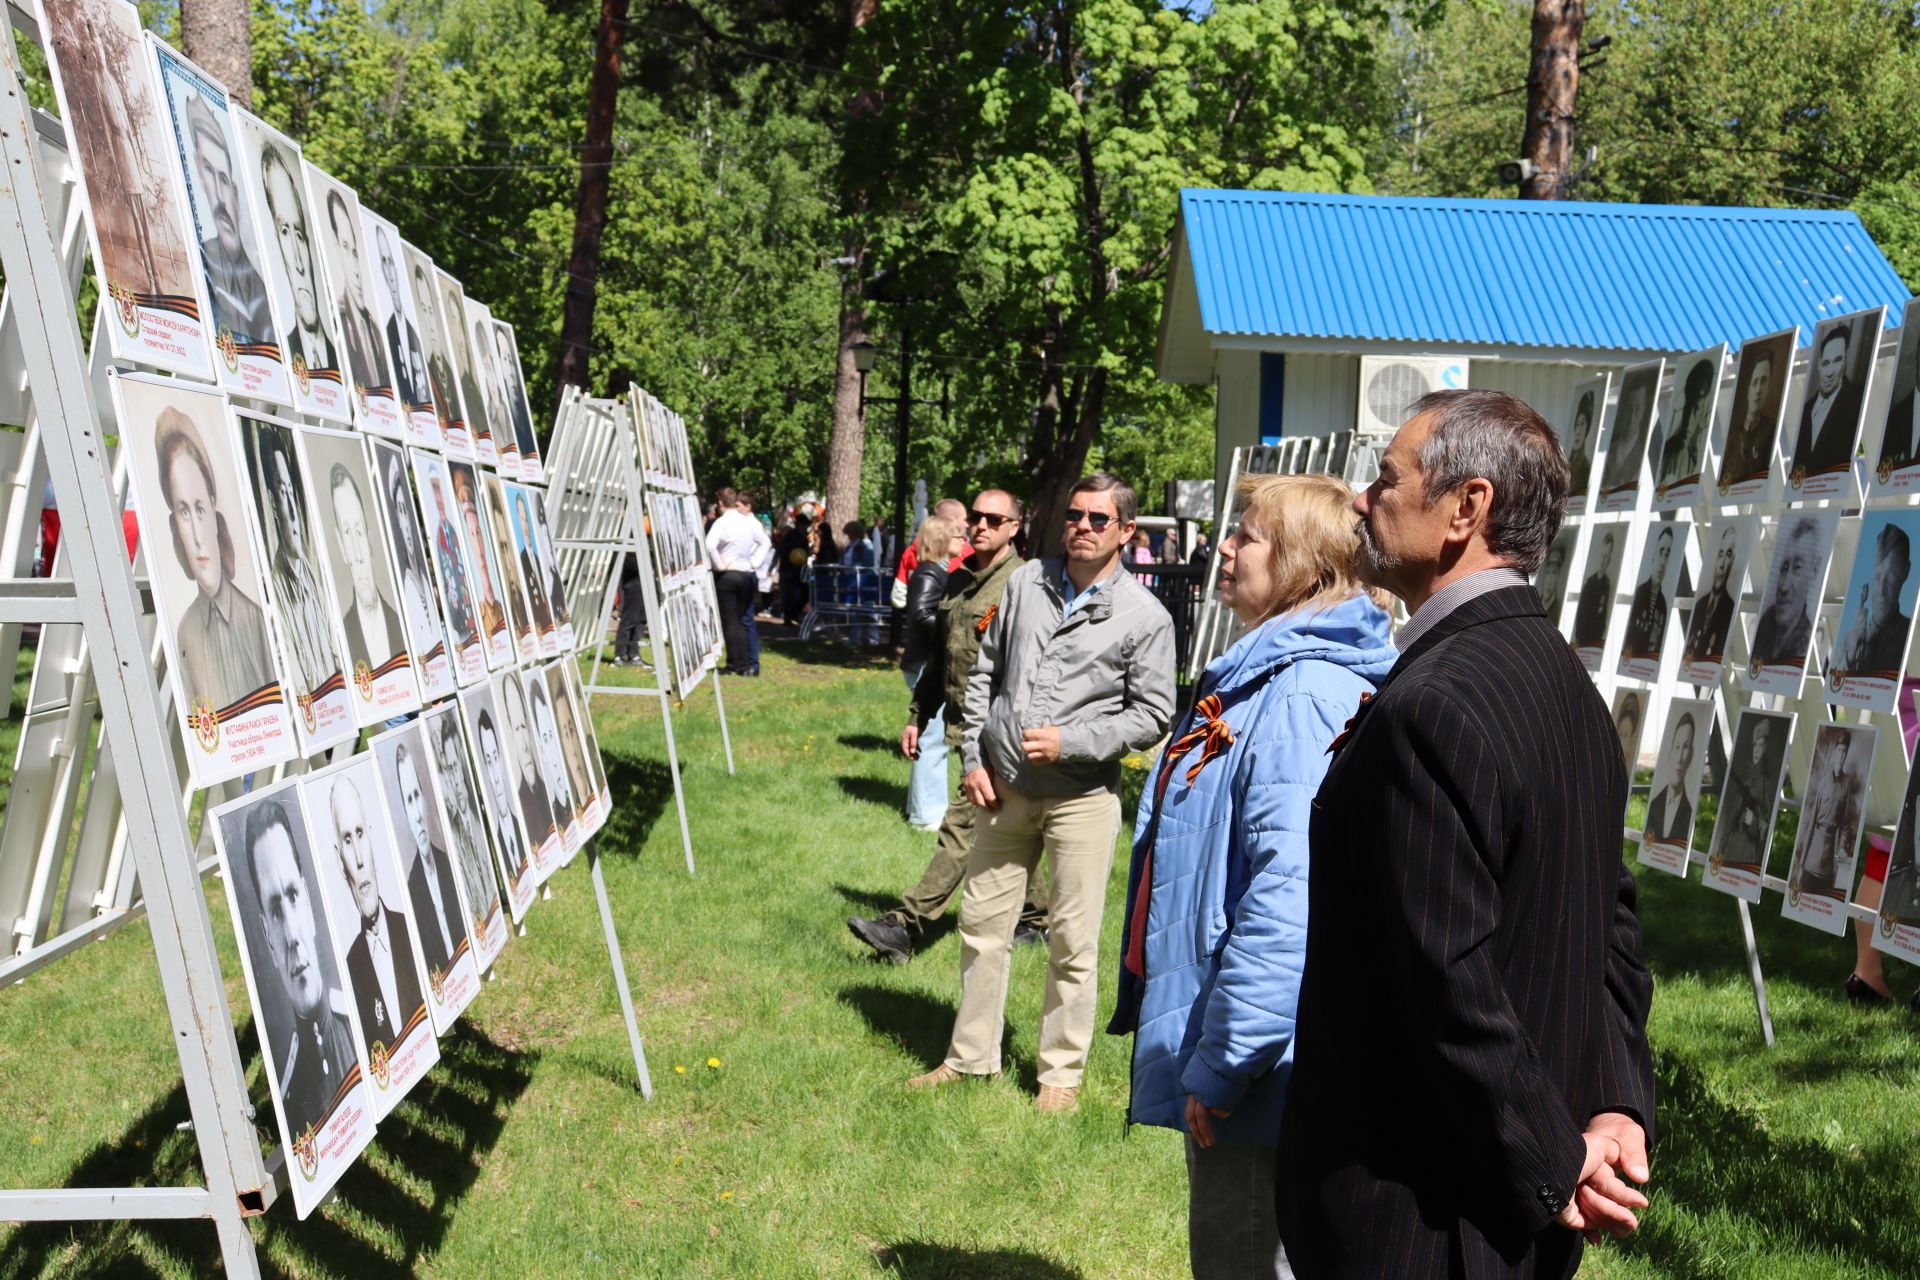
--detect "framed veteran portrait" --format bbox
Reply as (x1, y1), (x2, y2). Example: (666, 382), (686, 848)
(1701, 709), (1794, 903)
(1748, 509), (1840, 696)
(111, 371), (292, 787)
(456, 682), (539, 922)
(43, 0), (213, 378)
(1679, 517), (1755, 688)
(1596, 360), (1663, 513)
(1786, 306), (1884, 501)
(209, 780), (375, 1217)
(1717, 328), (1797, 501)
(298, 752), (440, 1122)
(1829, 510), (1920, 711)
(1650, 346), (1724, 510)
(1783, 722), (1878, 935)
(305, 165), (404, 437)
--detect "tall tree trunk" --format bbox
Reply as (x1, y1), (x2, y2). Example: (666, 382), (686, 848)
(179, 0), (251, 108)
(1520, 0), (1584, 199)
(1028, 367), (1107, 544)
(825, 0), (879, 524)
(826, 264), (867, 524)
(553, 0), (628, 408)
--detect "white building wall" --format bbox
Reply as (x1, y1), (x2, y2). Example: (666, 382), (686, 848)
(1279, 353), (1360, 439)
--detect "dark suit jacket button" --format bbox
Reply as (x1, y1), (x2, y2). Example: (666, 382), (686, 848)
(1537, 1184), (1566, 1214)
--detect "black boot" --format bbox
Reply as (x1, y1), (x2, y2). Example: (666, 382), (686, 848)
(848, 915), (912, 964)
(1012, 922), (1048, 948)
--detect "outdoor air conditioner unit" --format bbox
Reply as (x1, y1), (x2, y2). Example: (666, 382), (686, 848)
(1355, 355), (1466, 440)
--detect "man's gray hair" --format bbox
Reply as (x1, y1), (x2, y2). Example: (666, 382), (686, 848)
(1407, 390), (1568, 573)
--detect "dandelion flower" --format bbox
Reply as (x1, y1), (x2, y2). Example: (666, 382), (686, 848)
(721, 1190), (734, 1202)
(707, 1057), (721, 1069)
(675, 1065), (686, 1075)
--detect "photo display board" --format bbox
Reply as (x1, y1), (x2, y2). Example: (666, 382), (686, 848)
(17, 0), (639, 1234)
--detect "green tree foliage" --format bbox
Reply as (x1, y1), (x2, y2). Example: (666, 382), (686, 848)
(1382, 0), (1920, 288)
(842, 0), (1388, 528)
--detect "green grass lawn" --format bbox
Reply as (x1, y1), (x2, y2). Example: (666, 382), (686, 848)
(1, 642), (1918, 1278)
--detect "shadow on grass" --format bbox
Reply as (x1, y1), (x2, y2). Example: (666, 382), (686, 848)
(1612, 1047), (1920, 1277)
(875, 1242), (1085, 1279)
(0, 1022), (534, 1280)
(837, 775), (903, 810)
(764, 638), (895, 672)
(838, 733), (896, 754)
(837, 984), (1033, 1089)
(596, 752), (674, 857)
(834, 883), (902, 916)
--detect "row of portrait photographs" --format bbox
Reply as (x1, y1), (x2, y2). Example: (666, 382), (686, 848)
(1628, 697), (1879, 937)
(663, 577), (724, 699)
(207, 666), (583, 1218)
(111, 365), (585, 788)
(43, 0), (545, 478)
(1539, 504), (1920, 715)
(648, 490), (708, 589)
(1561, 298), (1920, 516)
(634, 391), (696, 494)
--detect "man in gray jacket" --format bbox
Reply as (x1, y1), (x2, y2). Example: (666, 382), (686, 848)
(909, 472), (1175, 1114)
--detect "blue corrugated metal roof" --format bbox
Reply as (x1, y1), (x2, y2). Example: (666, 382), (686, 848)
(1180, 188), (1911, 353)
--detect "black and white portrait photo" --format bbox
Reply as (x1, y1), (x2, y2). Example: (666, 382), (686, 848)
(301, 427), (420, 721)
(370, 439), (455, 701)
(1872, 297), (1920, 495)
(1717, 328), (1797, 499)
(233, 110), (349, 421)
(299, 754), (439, 1120)
(406, 244), (465, 453)
(363, 211), (436, 444)
(1830, 510), (1920, 710)
(458, 683), (537, 921)
(234, 413), (355, 751)
(1702, 709), (1794, 903)
(43, 0), (211, 378)
(560, 658), (610, 806)
(1784, 723), (1878, 934)
(111, 373), (291, 787)
(526, 671), (579, 854)
(438, 270), (491, 459)
(152, 43), (291, 407)
(1597, 360), (1663, 511)
(492, 320), (541, 479)
(1789, 307), (1884, 497)
(1570, 525), (1624, 667)
(544, 663), (598, 837)
(423, 704), (508, 973)
(1750, 509), (1840, 694)
(306, 165), (401, 435)
(505, 482), (557, 648)
(1562, 375), (1607, 516)
(1639, 697), (1713, 876)
(1617, 522), (1683, 678)
(1681, 518), (1753, 683)
(209, 781), (375, 1217)
(497, 667), (559, 875)
(464, 298), (517, 472)
(1528, 529), (1574, 629)
(1610, 688), (1646, 775)
(1652, 347), (1723, 508)
(371, 723), (479, 1032)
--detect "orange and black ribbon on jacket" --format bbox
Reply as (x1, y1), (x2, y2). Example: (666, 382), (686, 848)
(1123, 666), (1297, 980)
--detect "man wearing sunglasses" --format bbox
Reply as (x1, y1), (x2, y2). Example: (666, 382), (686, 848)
(848, 489), (1050, 962)
(910, 473), (1175, 1115)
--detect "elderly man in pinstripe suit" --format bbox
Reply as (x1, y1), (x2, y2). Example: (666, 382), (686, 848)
(1277, 390), (1656, 1279)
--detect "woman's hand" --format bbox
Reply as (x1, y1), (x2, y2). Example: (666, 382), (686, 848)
(1185, 1094), (1231, 1149)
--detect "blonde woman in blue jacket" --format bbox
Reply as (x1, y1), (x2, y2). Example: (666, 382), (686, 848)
(1109, 473), (1397, 1279)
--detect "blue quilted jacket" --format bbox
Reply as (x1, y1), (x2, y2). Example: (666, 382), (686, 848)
(1108, 593), (1397, 1144)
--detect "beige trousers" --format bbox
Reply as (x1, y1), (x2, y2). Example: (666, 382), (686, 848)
(942, 785), (1122, 1087)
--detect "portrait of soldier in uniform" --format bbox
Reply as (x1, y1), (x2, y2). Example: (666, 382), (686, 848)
(1711, 712), (1791, 876)
(158, 65), (272, 345)
(1836, 517), (1918, 677)
(243, 421), (340, 697)
(1683, 523), (1743, 668)
(1788, 726), (1874, 899)
(224, 791), (357, 1135)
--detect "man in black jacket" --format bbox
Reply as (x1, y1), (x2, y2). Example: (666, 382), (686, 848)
(1791, 325), (1865, 479)
(327, 771), (424, 1054)
(1278, 390), (1655, 1278)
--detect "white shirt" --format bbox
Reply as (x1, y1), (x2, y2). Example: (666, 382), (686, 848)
(706, 508), (771, 573)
